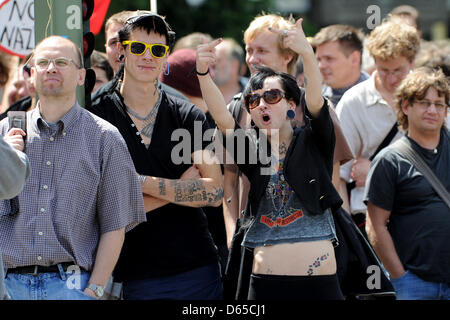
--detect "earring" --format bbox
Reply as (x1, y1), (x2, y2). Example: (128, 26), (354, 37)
(287, 109), (296, 119)
(118, 54), (124, 62)
(164, 61), (170, 76)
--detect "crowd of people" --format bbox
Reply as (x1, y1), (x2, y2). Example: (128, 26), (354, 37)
(0, 4), (449, 301)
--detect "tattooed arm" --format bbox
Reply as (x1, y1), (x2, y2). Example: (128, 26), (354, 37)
(142, 149), (224, 208)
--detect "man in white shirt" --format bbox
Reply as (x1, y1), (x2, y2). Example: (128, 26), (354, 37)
(336, 17), (420, 234)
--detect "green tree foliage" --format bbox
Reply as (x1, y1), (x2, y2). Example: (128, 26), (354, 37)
(97, 0), (273, 50)
(96, 0), (318, 53)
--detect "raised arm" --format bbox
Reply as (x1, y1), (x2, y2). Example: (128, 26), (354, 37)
(196, 38), (235, 134)
(269, 18), (324, 117)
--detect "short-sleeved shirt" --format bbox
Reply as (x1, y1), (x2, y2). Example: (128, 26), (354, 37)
(364, 130), (450, 283)
(88, 88), (219, 281)
(0, 102), (146, 271)
(336, 73), (403, 214)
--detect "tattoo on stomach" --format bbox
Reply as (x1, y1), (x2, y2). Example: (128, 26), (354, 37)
(307, 253), (330, 276)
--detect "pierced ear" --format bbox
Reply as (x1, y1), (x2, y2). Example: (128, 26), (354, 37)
(288, 99), (297, 110)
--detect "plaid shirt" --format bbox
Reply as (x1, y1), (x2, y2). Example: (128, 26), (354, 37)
(0, 103), (146, 271)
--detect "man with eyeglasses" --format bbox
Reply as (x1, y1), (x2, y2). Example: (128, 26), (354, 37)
(87, 12), (224, 300)
(336, 17), (420, 234)
(0, 36), (146, 300)
(364, 67), (450, 300)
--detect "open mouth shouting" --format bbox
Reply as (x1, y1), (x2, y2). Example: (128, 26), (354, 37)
(261, 111), (272, 125)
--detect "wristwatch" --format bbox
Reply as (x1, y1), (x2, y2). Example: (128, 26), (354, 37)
(87, 283), (104, 298)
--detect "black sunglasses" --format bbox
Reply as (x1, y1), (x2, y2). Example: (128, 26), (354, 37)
(245, 89), (286, 110)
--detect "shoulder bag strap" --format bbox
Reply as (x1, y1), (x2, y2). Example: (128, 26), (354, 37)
(369, 122), (399, 161)
(348, 122), (399, 192)
(395, 139), (450, 209)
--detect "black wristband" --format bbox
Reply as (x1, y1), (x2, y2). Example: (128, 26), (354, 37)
(196, 68), (209, 76)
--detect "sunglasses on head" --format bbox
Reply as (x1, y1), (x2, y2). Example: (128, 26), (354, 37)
(245, 89), (286, 110)
(122, 40), (169, 58)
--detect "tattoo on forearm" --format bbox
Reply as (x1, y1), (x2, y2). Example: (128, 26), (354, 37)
(171, 180), (223, 205)
(158, 178), (166, 196)
(172, 179), (207, 203)
(307, 253), (329, 276)
(206, 187), (224, 205)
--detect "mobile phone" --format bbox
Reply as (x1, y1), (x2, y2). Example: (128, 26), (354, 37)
(7, 111), (27, 134)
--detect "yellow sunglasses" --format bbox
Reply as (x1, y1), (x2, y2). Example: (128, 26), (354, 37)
(122, 40), (169, 58)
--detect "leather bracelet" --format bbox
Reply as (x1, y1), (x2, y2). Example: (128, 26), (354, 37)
(196, 68), (209, 76)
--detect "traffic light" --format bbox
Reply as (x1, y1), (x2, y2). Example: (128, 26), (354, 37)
(82, 0), (96, 107)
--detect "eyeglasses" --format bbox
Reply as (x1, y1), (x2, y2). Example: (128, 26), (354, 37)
(245, 89), (286, 110)
(34, 57), (80, 70)
(121, 40), (169, 58)
(414, 100), (448, 112)
(377, 68), (408, 78)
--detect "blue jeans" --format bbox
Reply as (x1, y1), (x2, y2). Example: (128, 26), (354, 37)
(4, 265), (96, 300)
(123, 262), (223, 300)
(391, 270), (450, 300)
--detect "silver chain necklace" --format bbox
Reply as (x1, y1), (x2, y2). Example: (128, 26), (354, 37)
(125, 92), (161, 121)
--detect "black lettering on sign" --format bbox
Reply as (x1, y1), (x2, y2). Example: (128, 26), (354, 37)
(9, 0), (34, 21)
(0, 26), (13, 47)
(0, 0), (35, 54)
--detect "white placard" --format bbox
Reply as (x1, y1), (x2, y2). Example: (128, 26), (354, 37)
(0, 0), (34, 58)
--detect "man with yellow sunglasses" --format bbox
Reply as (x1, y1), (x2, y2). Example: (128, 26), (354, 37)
(92, 11), (186, 103)
(87, 11), (224, 300)
(121, 40), (169, 59)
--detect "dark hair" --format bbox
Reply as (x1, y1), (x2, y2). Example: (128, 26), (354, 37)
(110, 12), (175, 93)
(118, 12), (175, 50)
(242, 66), (301, 112)
(311, 24), (364, 57)
(90, 50), (114, 81)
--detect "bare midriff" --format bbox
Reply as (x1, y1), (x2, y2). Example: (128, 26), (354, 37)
(252, 240), (336, 276)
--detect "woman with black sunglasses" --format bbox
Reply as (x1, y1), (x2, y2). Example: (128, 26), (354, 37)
(196, 18), (344, 300)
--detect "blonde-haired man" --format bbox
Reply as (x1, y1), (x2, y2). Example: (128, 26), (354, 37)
(365, 67), (449, 299)
(336, 18), (420, 234)
(243, 14), (299, 76)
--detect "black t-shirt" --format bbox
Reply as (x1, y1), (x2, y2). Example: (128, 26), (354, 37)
(87, 87), (219, 281)
(364, 129), (450, 283)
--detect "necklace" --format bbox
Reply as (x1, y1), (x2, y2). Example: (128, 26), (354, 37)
(126, 95), (160, 121)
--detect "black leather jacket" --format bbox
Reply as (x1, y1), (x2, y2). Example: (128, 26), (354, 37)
(231, 100), (343, 220)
